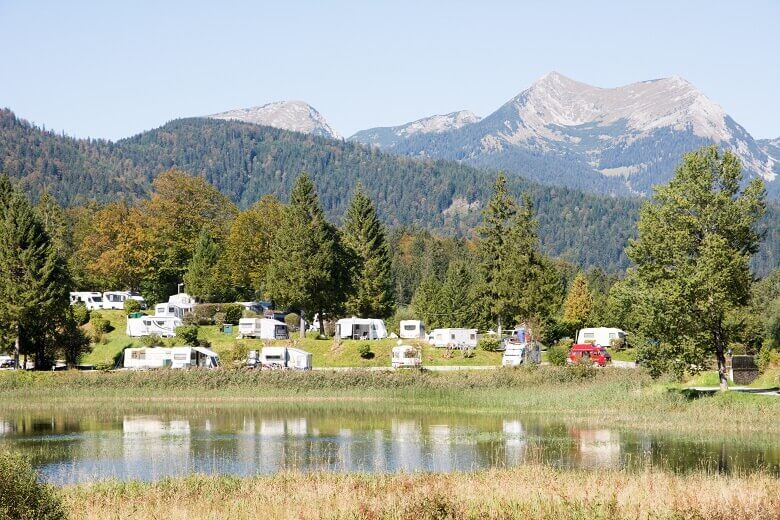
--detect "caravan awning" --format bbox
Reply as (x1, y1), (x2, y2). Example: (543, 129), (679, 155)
(193, 346), (219, 357)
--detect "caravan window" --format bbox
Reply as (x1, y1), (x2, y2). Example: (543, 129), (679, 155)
(450, 334), (456, 340)
(470, 333), (476, 341)
(173, 353), (187, 361)
(403, 324), (416, 331)
(583, 332), (595, 341)
(131, 351), (145, 360)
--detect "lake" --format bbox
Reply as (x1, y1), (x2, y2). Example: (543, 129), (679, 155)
(1, 406), (777, 484)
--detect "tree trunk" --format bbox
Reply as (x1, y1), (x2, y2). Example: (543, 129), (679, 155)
(13, 322), (20, 371)
(299, 313), (305, 340)
(714, 325), (729, 391)
(318, 310), (326, 338)
(497, 316), (502, 338)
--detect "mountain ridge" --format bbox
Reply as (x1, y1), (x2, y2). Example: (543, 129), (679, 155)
(208, 100), (341, 139)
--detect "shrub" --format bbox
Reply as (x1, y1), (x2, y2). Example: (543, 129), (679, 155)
(547, 341), (570, 367)
(91, 317), (112, 334)
(182, 311), (198, 326)
(142, 334), (164, 347)
(357, 342), (373, 359)
(0, 449), (67, 520)
(221, 341), (252, 365)
(610, 337), (626, 351)
(194, 304), (219, 325)
(757, 341), (780, 373)
(71, 302), (90, 326)
(462, 346), (475, 359)
(124, 298), (141, 315)
(176, 325), (200, 346)
(478, 337), (502, 352)
(223, 304), (244, 325)
(90, 311), (103, 320)
(214, 312), (227, 327)
(285, 312), (301, 332)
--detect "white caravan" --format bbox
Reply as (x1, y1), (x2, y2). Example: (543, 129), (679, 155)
(238, 318), (289, 340)
(428, 328), (478, 348)
(103, 291), (146, 310)
(123, 346), (219, 369)
(126, 315), (182, 337)
(69, 291), (104, 310)
(257, 346), (312, 370)
(391, 344), (422, 369)
(335, 317), (388, 340)
(576, 328), (627, 347)
(399, 320), (425, 339)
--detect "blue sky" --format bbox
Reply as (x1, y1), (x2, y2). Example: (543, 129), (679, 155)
(1, 0), (778, 140)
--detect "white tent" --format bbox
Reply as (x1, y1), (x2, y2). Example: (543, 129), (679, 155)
(335, 317), (388, 340)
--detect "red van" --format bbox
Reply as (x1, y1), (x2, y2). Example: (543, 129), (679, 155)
(568, 344), (611, 367)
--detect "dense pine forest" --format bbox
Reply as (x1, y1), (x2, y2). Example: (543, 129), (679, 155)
(1, 108), (778, 274)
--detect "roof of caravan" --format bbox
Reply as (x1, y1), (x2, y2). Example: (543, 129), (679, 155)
(192, 346), (219, 357)
(337, 317), (385, 324)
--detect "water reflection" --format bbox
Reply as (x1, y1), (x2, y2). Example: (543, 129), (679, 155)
(0, 408), (776, 484)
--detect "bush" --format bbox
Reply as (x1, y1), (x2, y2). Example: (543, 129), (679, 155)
(194, 304), (219, 325)
(214, 312), (227, 327)
(478, 337), (502, 352)
(223, 304), (243, 325)
(357, 342), (373, 359)
(221, 341), (252, 365)
(91, 317), (112, 334)
(141, 334), (164, 347)
(610, 337), (626, 351)
(0, 449), (67, 519)
(757, 341), (780, 373)
(285, 312), (301, 332)
(182, 311), (198, 326)
(547, 340), (571, 367)
(71, 302), (90, 326)
(124, 298), (141, 315)
(175, 325), (200, 345)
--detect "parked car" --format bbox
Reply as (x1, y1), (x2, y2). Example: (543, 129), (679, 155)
(568, 344), (611, 367)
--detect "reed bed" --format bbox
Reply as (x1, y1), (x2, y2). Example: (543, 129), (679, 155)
(1, 367), (778, 435)
(62, 465), (780, 520)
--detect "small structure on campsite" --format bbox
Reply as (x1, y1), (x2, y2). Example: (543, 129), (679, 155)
(335, 317), (388, 340)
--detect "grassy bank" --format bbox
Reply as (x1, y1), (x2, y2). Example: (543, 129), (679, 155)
(61, 466), (780, 520)
(80, 310), (504, 368)
(1, 367), (778, 434)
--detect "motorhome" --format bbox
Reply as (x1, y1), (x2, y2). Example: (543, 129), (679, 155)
(154, 293), (196, 320)
(238, 318), (289, 340)
(254, 346), (312, 370)
(103, 291), (146, 310)
(335, 317), (388, 340)
(428, 328), (478, 348)
(391, 344), (422, 369)
(122, 346), (220, 369)
(126, 315), (182, 337)
(576, 328), (627, 348)
(399, 320), (425, 339)
(69, 291), (104, 310)
(502, 341), (542, 367)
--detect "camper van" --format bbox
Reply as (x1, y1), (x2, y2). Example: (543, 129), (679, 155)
(335, 317), (388, 340)
(428, 328), (478, 348)
(123, 346), (220, 369)
(576, 328), (627, 348)
(399, 320), (425, 339)
(391, 344), (422, 369)
(254, 346), (312, 370)
(238, 318), (289, 340)
(126, 315), (182, 337)
(502, 341), (542, 367)
(69, 291), (104, 310)
(103, 291), (146, 310)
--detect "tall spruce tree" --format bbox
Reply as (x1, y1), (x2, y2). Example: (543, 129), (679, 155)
(477, 173), (517, 334)
(0, 176), (71, 368)
(627, 147), (766, 389)
(183, 228), (230, 302)
(410, 275), (442, 329)
(265, 173), (346, 336)
(342, 184), (395, 318)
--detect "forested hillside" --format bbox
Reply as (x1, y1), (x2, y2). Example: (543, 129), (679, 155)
(1, 109), (777, 274)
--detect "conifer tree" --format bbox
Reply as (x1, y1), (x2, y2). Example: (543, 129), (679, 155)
(410, 275), (442, 329)
(183, 228), (230, 302)
(265, 173), (346, 336)
(562, 272), (593, 331)
(627, 147), (766, 388)
(0, 176), (71, 368)
(439, 261), (477, 327)
(342, 184), (395, 318)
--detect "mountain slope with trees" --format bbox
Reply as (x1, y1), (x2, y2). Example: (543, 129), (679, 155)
(1, 108), (778, 274)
